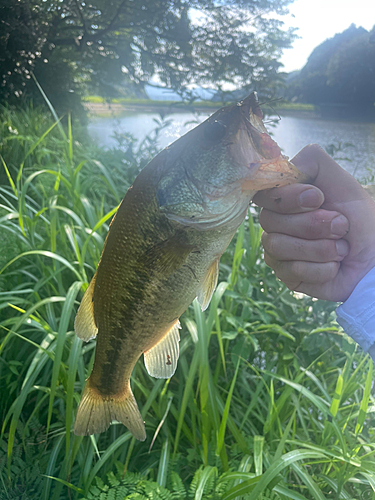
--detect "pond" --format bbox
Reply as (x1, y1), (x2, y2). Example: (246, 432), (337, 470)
(87, 110), (375, 181)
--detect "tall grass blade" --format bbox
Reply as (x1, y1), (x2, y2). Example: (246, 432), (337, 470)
(65, 335), (83, 456)
(42, 434), (64, 500)
(254, 435), (264, 476)
(355, 358), (373, 434)
(291, 463), (327, 500)
(216, 359), (240, 457)
(222, 449), (326, 500)
(31, 73), (67, 140)
(43, 476), (84, 494)
(86, 433), (133, 492)
(194, 466), (218, 500)
(0, 155), (17, 197)
(330, 371), (343, 417)
(156, 438), (170, 487)
(0, 250), (83, 280)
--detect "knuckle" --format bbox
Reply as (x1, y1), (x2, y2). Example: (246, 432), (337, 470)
(307, 209), (331, 238)
(262, 233), (277, 257)
(263, 251), (272, 267)
(289, 260), (304, 278)
(326, 262), (340, 280)
(258, 209), (268, 230)
(312, 262), (339, 283)
(316, 240), (337, 261)
(264, 251), (279, 273)
(299, 144), (326, 161)
(260, 230), (267, 247)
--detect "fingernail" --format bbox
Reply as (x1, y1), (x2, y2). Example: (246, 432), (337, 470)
(298, 188), (323, 209)
(336, 239), (349, 256)
(331, 215), (349, 236)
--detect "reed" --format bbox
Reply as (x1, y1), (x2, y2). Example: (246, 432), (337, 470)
(1, 106), (374, 500)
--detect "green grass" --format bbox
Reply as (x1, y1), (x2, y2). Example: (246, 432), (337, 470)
(82, 95), (315, 112)
(83, 95), (220, 108)
(0, 105), (374, 500)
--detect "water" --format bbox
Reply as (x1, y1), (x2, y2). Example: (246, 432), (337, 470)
(87, 110), (375, 180)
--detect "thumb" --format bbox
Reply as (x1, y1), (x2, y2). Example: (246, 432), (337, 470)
(291, 144), (367, 211)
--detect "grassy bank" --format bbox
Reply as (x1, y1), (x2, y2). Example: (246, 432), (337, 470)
(1, 105), (374, 500)
(83, 95), (315, 113)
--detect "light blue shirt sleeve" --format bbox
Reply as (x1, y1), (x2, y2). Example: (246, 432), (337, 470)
(336, 266), (375, 360)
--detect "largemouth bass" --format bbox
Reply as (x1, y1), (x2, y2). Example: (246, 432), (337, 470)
(74, 93), (308, 440)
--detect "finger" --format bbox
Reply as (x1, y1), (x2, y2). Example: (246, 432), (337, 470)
(262, 232), (349, 262)
(282, 280), (341, 301)
(259, 209), (349, 240)
(264, 253), (340, 284)
(253, 183), (324, 214)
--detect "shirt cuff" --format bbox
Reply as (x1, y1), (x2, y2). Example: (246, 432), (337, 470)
(336, 266), (375, 353)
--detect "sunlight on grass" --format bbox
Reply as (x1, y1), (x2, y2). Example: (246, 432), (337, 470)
(1, 105), (375, 499)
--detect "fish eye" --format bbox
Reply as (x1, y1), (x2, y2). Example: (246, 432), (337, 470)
(203, 120), (227, 141)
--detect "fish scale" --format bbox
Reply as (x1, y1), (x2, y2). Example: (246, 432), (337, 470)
(73, 92), (310, 440)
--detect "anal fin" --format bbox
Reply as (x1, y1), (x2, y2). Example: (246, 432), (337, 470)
(197, 258), (219, 311)
(144, 320), (181, 379)
(75, 274), (98, 342)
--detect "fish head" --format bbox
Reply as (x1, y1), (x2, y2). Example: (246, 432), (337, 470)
(156, 92), (310, 229)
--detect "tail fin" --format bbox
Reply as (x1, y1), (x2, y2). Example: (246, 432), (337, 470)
(74, 379), (146, 441)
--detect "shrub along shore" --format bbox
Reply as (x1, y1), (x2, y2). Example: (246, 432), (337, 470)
(1, 105), (374, 500)
(82, 96), (316, 117)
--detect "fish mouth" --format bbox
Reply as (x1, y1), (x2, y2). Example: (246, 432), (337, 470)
(242, 158), (311, 192)
(237, 93), (311, 191)
(239, 92), (264, 121)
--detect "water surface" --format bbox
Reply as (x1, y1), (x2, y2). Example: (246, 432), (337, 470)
(88, 111), (375, 180)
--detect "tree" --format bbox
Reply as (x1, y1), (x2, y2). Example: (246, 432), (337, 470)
(286, 24), (375, 114)
(0, 0), (295, 111)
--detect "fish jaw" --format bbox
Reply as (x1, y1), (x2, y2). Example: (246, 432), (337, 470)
(241, 157), (311, 192)
(226, 93), (311, 193)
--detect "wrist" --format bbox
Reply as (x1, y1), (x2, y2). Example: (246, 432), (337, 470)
(336, 265), (375, 352)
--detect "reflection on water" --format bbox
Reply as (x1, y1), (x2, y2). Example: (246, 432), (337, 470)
(271, 116), (375, 180)
(87, 111), (375, 180)
(87, 111), (210, 149)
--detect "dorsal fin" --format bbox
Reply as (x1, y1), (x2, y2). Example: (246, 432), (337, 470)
(75, 274), (98, 342)
(144, 320), (181, 379)
(197, 258), (219, 311)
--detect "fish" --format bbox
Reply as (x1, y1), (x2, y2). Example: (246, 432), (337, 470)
(73, 92), (309, 440)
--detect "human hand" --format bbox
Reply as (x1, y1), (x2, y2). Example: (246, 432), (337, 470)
(253, 144), (375, 302)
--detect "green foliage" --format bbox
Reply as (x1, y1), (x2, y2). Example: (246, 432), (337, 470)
(287, 24), (375, 112)
(1, 0), (296, 112)
(83, 469), (176, 500)
(0, 420), (47, 500)
(82, 464), (281, 500)
(1, 105), (375, 500)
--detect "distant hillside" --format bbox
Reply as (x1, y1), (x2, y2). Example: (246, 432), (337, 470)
(286, 24), (375, 114)
(144, 85), (216, 101)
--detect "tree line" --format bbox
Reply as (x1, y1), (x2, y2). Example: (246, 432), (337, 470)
(286, 24), (375, 114)
(0, 0), (295, 114)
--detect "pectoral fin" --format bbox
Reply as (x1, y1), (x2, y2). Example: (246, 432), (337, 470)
(75, 274), (98, 342)
(197, 258), (219, 311)
(144, 320), (181, 378)
(146, 236), (195, 276)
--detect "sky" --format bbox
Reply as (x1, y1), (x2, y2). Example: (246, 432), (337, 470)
(280, 0), (375, 72)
